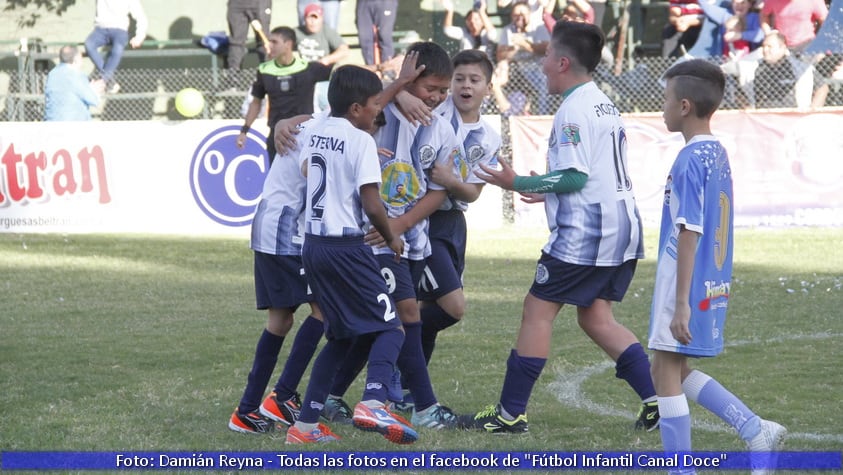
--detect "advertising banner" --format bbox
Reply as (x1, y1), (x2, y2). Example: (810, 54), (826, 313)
(509, 110), (843, 227)
(1, 120), (268, 235)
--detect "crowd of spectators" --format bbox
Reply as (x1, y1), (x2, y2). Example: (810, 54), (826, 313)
(39, 0), (842, 121)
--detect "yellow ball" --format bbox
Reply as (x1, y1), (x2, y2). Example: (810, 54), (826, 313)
(175, 88), (205, 118)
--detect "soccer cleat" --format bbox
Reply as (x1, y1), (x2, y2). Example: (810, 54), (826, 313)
(392, 390), (415, 413)
(321, 397), (354, 425)
(285, 423), (342, 444)
(634, 400), (661, 431)
(457, 404), (529, 433)
(228, 409), (275, 434)
(411, 404), (458, 429)
(747, 419), (787, 475)
(352, 402), (418, 444)
(259, 391), (300, 426)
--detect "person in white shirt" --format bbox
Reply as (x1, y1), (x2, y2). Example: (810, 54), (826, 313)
(84, 0), (147, 93)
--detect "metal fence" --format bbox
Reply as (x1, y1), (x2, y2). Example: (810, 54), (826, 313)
(3, 51), (842, 122)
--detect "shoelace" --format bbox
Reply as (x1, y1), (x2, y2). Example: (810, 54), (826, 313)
(474, 404), (499, 420)
(434, 405), (457, 422)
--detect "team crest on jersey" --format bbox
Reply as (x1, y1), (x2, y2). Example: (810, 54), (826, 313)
(418, 145), (436, 167)
(278, 76), (291, 92)
(381, 161), (420, 211)
(559, 124), (581, 147)
(535, 263), (549, 284)
(466, 144), (485, 164)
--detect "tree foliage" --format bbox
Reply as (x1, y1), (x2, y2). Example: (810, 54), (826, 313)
(4, 0), (78, 28)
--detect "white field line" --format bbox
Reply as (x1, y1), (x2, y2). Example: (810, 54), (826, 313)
(548, 332), (843, 444)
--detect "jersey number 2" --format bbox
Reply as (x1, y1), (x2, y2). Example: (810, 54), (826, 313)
(309, 154), (327, 220)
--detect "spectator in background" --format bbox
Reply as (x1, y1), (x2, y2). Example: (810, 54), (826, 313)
(84, 0), (148, 93)
(760, 0), (827, 53)
(442, 0), (499, 59)
(226, 0), (272, 70)
(496, 1), (551, 114)
(543, 0), (596, 30)
(753, 31), (827, 109)
(356, 0), (399, 65)
(296, 2), (350, 111)
(298, 0), (343, 30)
(691, 0), (764, 58)
(662, 0), (704, 57)
(45, 45), (105, 121)
(498, 0), (553, 30)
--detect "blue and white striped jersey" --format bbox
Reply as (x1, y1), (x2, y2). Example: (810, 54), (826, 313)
(435, 96), (501, 212)
(249, 118), (319, 255)
(372, 102), (461, 260)
(299, 116), (382, 238)
(543, 81), (644, 266)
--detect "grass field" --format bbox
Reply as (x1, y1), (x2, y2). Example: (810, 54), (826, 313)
(1, 227), (841, 474)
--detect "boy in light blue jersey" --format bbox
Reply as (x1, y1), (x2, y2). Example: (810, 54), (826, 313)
(649, 58), (785, 475)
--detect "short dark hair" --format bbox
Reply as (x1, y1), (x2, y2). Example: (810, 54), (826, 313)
(550, 21), (604, 73)
(328, 65), (383, 116)
(406, 41), (453, 80)
(663, 59), (725, 118)
(451, 49), (494, 83)
(59, 45), (78, 64)
(270, 26), (297, 50)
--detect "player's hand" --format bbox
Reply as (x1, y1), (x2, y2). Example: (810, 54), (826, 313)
(670, 303), (693, 345)
(365, 226), (386, 247)
(430, 152), (459, 189)
(236, 132), (247, 149)
(377, 147), (394, 158)
(441, 0), (455, 11)
(274, 119), (301, 155)
(396, 51), (426, 86)
(387, 236), (404, 262)
(518, 169), (543, 202)
(129, 36), (144, 49)
(395, 90), (432, 127)
(476, 158), (517, 191)
(519, 192), (545, 203)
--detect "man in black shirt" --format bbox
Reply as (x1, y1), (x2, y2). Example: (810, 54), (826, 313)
(237, 26), (333, 162)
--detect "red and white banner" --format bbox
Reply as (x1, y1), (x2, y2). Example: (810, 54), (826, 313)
(509, 110), (843, 227)
(0, 117), (505, 235)
(0, 120), (270, 235)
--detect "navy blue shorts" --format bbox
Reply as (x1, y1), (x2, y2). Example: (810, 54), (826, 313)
(529, 252), (637, 307)
(253, 252), (310, 310)
(377, 254), (425, 302)
(303, 234), (401, 340)
(417, 210), (467, 300)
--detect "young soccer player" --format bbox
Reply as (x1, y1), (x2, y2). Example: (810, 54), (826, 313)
(414, 49), (502, 367)
(650, 58), (785, 474)
(461, 21), (659, 433)
(230, 53), (428, 436)
(321, 42), (464, 430)
(286, 64), (416, 445)
(227, 116), (326, 435)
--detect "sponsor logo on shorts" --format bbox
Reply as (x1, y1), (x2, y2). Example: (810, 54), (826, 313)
(189, 125), (269, 226)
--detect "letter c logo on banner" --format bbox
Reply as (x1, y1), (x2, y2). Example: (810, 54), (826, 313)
(189, 126), (269, 226)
